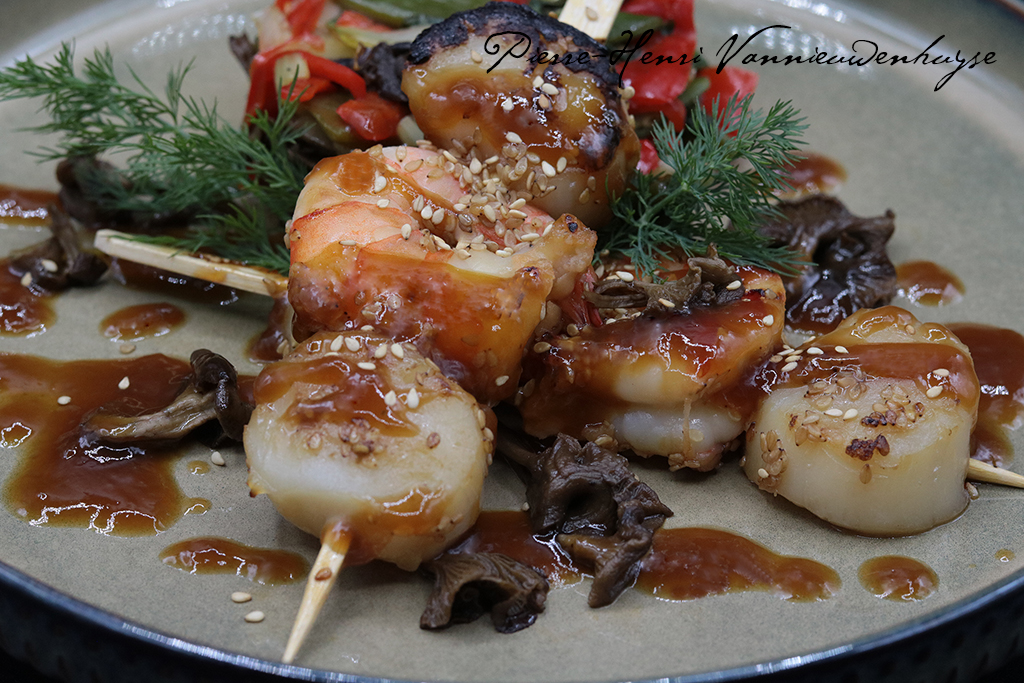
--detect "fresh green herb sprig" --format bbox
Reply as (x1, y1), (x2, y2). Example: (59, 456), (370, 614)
(600, 95), (807, 279)
(0, 44), (304, 273)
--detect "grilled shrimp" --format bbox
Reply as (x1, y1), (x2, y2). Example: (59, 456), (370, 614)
(744, 306), (980, 536)
(287, 144), (595, 403)
(244, 329), (493, 570)
(402, 2), (641, 228)
(518, 262), (786, 471)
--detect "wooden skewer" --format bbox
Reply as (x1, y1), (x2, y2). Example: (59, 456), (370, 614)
(559, 0), (625, 41)
(282, 529), (352, 664)
(94, 229), (285, 297)
(968, 458), (1024, 489)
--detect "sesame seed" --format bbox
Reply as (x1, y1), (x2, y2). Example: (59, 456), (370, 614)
(585, 7), (599, 20)
(344, 337), (361, 352)
(621, 85), (636, 100)
(401, 224), (412, 239)
(373, 176), (387, 193)
(770, 355), (783, 363)
(40, 259), (59, 273)
(57, 395), (71, 405)
(244, 611), (265, 623)
(933, 368), (950, 377)
(757, 468), (769, 479)
(328, 336), (342, 352)
(395, 146), (407, 162)
(505, 132), (522, 144)
(566, 324), (580, 336)
(118, 376), (130, 390)
(495, 375), (510, 386)
(391, 343), (404, 359)
(519, 231), (540, 242)
(658, 298), (676, 308)
(405, 159), (423, 172)
(231, 591), (251, 603)
(905, 324), (916, 335)
(470, 49), (483, 63)
(556, 156), (568, 173)
(376, 199), (390, 209)
(726, 280), (742, 290)
(926, 386), (943, 398)
(406, 387), (420, 409)
(835, 345), (849, 354)
(532, 76), (544, 89)
(762, 315), (775, 326)
(482, 204), (497, 223)
(482, 427), (494, 441)
(578, 188), (591, 203)
(541, 161), (557, 177)
(781, 362), (798, 372)
(824, 408), (844, 417)
(537, 94), (551, 109)
(19, 272), (31, 287)
(785, 355), (802, 363)
(384, 390), (398, 406)
(502, 98), (514, 112)
(843, 409), (859, 420)
(119, 343), (136, 354)
(357, 362), (376, 371)
(533, 342), (552, 353)
(211, 451), (226, 466)
(431, 208), (445, 225)
(374, 344), (388, 359)
(540, 82), (559, 96)
(361, 325), (374, 331)
(420, 206), (433, 221)
(806, 347), (823, 355)
(615, 271), (635, 282)
(339, 239), (358, 246)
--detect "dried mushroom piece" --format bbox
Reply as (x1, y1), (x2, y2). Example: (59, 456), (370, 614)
(81, 349), (252, 446)
(420, 552), (549, 633)
(355, 42), (411, 105)
(586, 247), (743, 314)
(501, 432), (673, 607)
(8, 205), (107, 290)
(757, 195), (897, 331)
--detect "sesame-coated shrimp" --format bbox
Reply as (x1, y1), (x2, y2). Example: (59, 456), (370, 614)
(287, 144), (596, 404)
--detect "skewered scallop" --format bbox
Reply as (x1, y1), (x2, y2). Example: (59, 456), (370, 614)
(244, 329), (493, 570)
(744, 306), (981, 535)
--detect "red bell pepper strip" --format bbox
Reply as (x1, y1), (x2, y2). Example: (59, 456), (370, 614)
(275, 0), (326, 41)
(246, 46), (366, 119)
(281, 76), (335, 103)
(637, 139), (660, 174)
(335, 9), (392, 31)
(696, 66), (759, 110)
(336, 93), (406, 142)
(619, 0), (699, 128)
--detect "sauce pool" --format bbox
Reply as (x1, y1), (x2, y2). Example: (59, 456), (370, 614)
(946, 323), (1024, 467)
(0, 184), (56, 225)
(0, 260), (54, 336)
(779, 152), (847, 198)
(858, 556), (937, 601)
(160, 537), (308, 584)
(100, 302), (185, 341)
(897, 261), (964, 306)
(0, 353), (202, 535)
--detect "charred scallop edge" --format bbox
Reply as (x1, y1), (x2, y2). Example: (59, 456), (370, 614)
(406, 2), (624, 106)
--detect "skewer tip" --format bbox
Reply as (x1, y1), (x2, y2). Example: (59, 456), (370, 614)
(282, 532), (350, 664)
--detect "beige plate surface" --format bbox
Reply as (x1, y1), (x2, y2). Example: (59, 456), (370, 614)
(1, 0), (1023, 681)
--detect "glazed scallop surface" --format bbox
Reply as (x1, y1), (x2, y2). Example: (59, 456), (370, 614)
(244, 330), (493, 570)
(744, 306), (981, 536)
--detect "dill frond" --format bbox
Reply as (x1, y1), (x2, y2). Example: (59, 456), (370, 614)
(0, 44), (304, 274)
(599, 95), (808, 279)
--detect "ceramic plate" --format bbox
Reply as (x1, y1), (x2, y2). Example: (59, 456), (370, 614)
(2, 0), (1024, 681)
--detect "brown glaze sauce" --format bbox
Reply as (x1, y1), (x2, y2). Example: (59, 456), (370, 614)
(858, 556), (937, 601)
(188, 460), (210, 475)
(253, 350), (414, 435)
(109, 258), (240, 306)
(0, 353), (204, 535)
(897, 261), (964, 306)
(0, 185), (56, 225)
(454, 513), (838, 601)
(946, 323), (1024, 467)
(160, 537), (308, 584)
(637, 528), (839, 602)
(449, 510), (580, 586)
(100, 302), (185, 342)
(996, 549), (1015, 563)
(780, 152), (847, 198)
(248, 295), (293, 363)
(0, 260), (54, 336)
